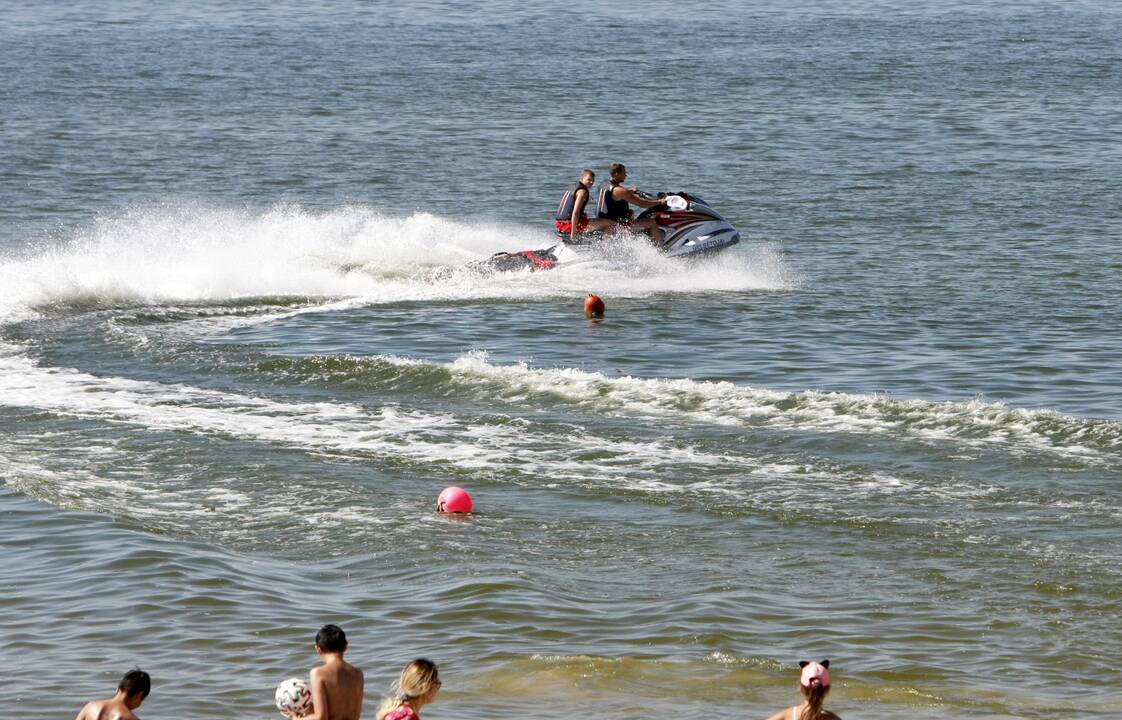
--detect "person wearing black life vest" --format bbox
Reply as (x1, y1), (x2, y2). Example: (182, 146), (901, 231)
(555, 169), (619, 244)
(596, 162), (665, 246)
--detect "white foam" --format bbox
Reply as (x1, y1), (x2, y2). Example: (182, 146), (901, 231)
(0, 352), (793, 545)
(0, 352), (748, 483)
(0, 202), (790, 328)
(422, 352), (1122, 460)
(6, 349), (1120, 569)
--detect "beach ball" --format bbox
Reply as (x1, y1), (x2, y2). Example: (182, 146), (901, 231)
(275, 677), (312, 717)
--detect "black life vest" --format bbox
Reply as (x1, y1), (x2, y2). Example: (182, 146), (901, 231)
(597, 180), (632, 222)
(555, 182), (589, 221)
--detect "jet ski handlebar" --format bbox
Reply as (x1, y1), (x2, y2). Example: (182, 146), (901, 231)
(636, 189), (693, 202)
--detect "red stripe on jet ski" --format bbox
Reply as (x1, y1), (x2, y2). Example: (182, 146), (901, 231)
(521, 251), (555, 271)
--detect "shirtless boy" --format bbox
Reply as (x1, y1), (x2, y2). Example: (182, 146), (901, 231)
(74, 668), (151, 720)
(284, 624), (365, 720)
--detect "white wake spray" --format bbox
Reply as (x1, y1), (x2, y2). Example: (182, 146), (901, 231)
(0, 202), (792, 327)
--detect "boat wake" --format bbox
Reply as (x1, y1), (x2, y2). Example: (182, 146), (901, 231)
(0, 201), (791, 328)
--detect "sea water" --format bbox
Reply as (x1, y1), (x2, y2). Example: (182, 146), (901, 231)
(1, 2), (1120, 718)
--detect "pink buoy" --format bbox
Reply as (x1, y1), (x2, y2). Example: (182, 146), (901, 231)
(437, 486), (473, 513)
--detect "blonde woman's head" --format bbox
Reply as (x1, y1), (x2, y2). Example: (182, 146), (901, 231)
(398, 659), (440, 703)
(377, 659), (441, 720)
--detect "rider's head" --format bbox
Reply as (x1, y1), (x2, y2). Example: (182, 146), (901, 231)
(608, 163), (627, 182)
(580, 169), (595, 187)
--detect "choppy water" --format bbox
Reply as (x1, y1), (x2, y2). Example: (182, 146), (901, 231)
(2, 2), (1121, 718)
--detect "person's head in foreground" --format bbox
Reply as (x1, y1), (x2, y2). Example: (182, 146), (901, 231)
(315, 623), (348, 655)
(796, 660), (836, 720)
(377, 658), (441, 720)
(118, 668), (151, 709)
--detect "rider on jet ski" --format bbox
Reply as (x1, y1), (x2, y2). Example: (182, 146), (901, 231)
(468, 170), (737, 277)
(554, 169), (620, 244)
(597, 163), (665, 246)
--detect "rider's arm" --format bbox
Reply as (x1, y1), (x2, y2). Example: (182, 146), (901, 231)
(570, 187), (588, 243)
(615, 186), (664, 209)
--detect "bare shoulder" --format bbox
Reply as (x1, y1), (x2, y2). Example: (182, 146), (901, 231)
(823, 711), (842, 720)
(78, 699), (113, 720)
(763, 707), (791, 720)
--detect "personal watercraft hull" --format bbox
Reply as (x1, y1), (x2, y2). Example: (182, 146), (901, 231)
(642, 193), (740, 258)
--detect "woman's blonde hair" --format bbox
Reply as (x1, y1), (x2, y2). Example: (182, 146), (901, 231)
(376, 659), (440, 720)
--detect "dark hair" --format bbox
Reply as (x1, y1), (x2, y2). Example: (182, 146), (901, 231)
(316, 624), (347, 653)
(609, 162), (626, 175)
(118, 668), (151, 699)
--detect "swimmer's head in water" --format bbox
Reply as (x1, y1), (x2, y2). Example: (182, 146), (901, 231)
(798, 660), (830, 688)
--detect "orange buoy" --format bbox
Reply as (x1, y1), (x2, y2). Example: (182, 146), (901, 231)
(584, 293), (605, 318)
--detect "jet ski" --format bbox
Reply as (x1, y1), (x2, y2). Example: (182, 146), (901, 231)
(466, 191), (740, 274)
(640, 191), (741, 258)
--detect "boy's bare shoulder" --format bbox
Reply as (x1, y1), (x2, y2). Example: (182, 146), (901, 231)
(75, 700), (140, 720)
(339, 661), (364, 686)
(76, 699), (107, 720)
(311, 661), (363, 682)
